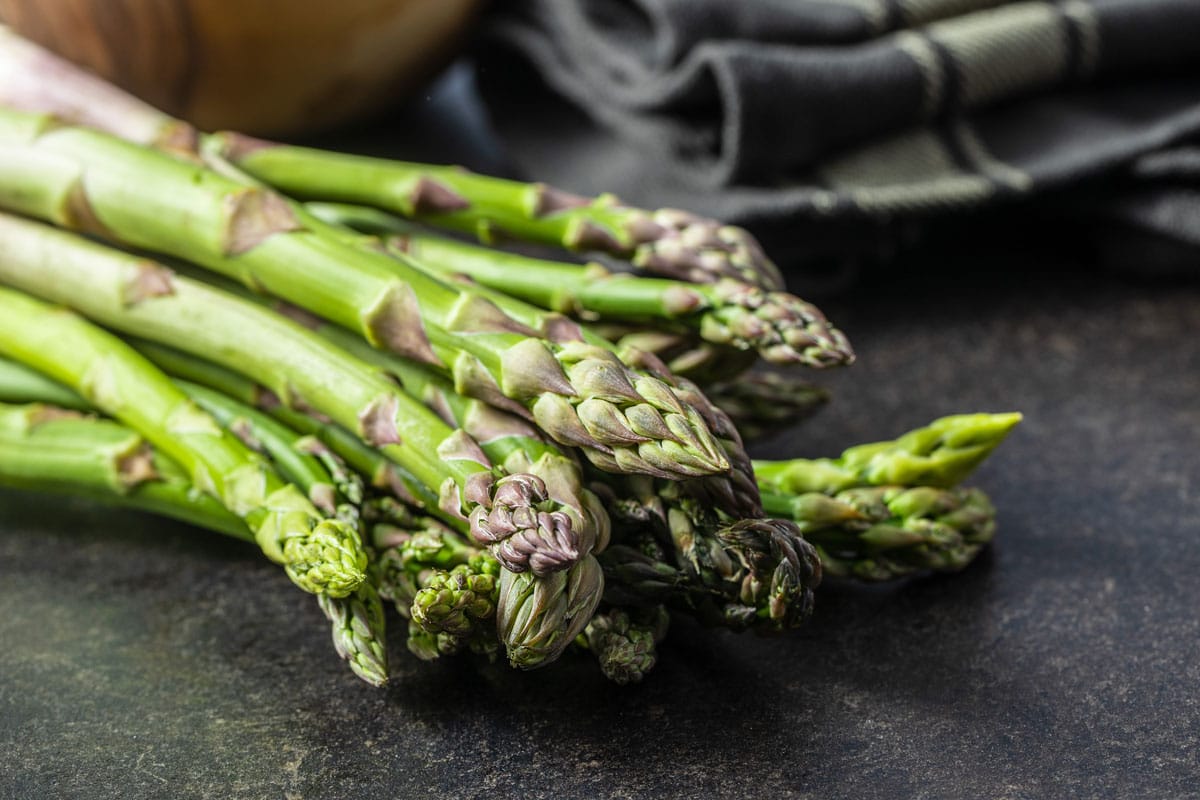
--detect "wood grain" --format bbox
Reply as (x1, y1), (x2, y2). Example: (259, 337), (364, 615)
(0, 0), (480, 135)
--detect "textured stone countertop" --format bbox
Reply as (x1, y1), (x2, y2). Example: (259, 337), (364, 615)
(1, 69), (1197, 799)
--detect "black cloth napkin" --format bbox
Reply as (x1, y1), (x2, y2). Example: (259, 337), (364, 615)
(473, 0), (1200, 274)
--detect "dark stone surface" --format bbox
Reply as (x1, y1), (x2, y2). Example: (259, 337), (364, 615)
(2, 69), (1199, 800)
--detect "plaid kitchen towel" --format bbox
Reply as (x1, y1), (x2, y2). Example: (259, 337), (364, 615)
(473, 0), (1200, 272)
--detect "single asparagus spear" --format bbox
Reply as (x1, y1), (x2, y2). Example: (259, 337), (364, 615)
(309, 202), (851, 368)
(0, 213), (593, 580)
(753, 413), (1024, 495)
(0, 356), (91, 410)
(705, 372), (830, 441)
(371, 514), (480, 612)
(316, 585), (391, 688)
(589, 323), (758, 384)
(369, 516), (504, 661)
(218, 137), (787, 291)
(0, 26), (198, 153)
(0, 109), (730, 482)
(0, 287), (368, 596)
(0, 401), (246, 537)
(761, 485), (997, 581)
(0, 27), (784, 293)
(409, 555), (503, 661)
(581, 605), (670, 685)
(498, 553), (605, 669)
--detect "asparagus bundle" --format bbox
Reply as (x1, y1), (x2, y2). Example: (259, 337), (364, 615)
(0, 29), (1025, 687)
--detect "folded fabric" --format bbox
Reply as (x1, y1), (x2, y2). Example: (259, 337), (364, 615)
(473, 0), (1200, 272)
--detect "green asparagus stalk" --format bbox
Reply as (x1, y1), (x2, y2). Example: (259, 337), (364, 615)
(219, 137), (786, 291)
(368, 514), (503, 661)
(371, 514), (479, 611)
(409, 555), (502, 660)
(0, 401), (246, 538)
(0, 212), (597, 581)
(589, 323), (758, 383)
(761, 485), (996, 581)
(0, 26), (197, 153)
(0, 356), (91, 410)
(0, 287), (368, 597)
(705, 372), (830, 441)
(308, 202), (851, 368)
(753, 413), (1024, 495)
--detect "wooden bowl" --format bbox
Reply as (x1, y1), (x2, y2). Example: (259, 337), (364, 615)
(0, 0), (482, 136)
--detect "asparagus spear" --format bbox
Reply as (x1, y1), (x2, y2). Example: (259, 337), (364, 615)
(218, 137), (786, 291)
(753, 413), (1024, 495)
(762, 485), (997, 581)
(0, 287), (368, 597)
(705, 372), (830, 441)
(498, 554), (605, 669)
(589, 323), (758, 384)
(581, 605), (670, 685)
(0, 212), (598, 580)
(0, 27), (784, 292)
(308, 202), (851, 368)
(368, 515), (504, 660)
(0, 356), (91, 411)
(316, 585), (391, 687)
(0, 401), (246, 538)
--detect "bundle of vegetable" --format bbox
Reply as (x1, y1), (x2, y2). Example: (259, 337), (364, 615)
(0, 31), (1021, 685)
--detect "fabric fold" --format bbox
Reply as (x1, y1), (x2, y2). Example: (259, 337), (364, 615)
(475, 0), (1200, 271)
